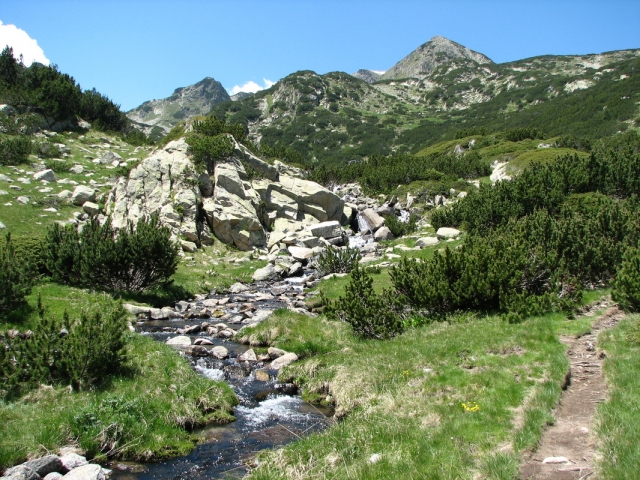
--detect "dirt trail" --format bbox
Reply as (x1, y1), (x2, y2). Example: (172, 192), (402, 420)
(520, 306), (625, 480)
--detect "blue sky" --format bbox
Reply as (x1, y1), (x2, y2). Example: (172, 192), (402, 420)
(2, 0), (639, 111)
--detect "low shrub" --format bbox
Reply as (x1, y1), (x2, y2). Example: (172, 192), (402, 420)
(314, 242), (361, 276)
(327, 264), (403, 339)
(44, 159), (71, 173)
(44, 214), (179, 292)
(0, 295), (128, 397)
(385, 213), (418, 238)
(613, 246), (640, 312)
(0, 135), (31, 165)
(0, 233), (35, 315)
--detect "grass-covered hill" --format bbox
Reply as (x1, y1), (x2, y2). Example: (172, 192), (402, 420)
(210, 38), (639, 167)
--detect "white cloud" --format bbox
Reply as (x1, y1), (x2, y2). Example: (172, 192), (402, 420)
(0, 20), (50, 66)
(371, 70), (386, 75)
(230, 78), (276, 95)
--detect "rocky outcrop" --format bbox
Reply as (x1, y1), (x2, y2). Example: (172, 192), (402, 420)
(206, 158), (267, 250)
(107, 138), (203, 246)
(107, 137), (344, 251)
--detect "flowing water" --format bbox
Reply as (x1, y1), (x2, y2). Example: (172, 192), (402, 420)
(110, 275), (333, 479)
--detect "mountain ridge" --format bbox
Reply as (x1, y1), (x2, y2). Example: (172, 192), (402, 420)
(127, 76), (230, 139)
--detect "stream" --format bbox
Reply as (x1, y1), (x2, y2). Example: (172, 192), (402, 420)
(109, 273), (334, 480)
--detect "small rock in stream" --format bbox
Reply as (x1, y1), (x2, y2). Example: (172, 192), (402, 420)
(238, 349), (257, 362)
(211, 346), (229, 359)
(254, 370), (271, 382)
(166, 335), (191, 346)
(274, 383), (298, 395)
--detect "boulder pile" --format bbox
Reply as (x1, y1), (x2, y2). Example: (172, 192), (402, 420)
(0, 453), (109, 480)
(107, 137), (345, 252)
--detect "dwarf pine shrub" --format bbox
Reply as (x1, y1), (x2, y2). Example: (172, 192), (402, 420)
(44, 214), (179, 292)
(0, 295), (128, 397)
(328, 264), (403, 339)
(385, 213), (418, 238)
(613, 246), (640, 312)
(0, 233), (34, 315)
(314, 243), (361, 276)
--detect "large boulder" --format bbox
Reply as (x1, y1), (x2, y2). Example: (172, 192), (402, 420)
(60, 464), (106, 480)
(252, 264), (277, 281)
(277, 175), (343, 222)
(71, 186), (96, 206)
(271, 352), (299, 370)
(436, 227), (461, 240)
(416, 236), (439, 248)
(99, 150), (122, 165)
(253, 180), (298, 220)
(2, 465), (40, 480)
(23, 455), (63, 477)
(374, 226), (395, 241)
(229, 135), (279, 181)
(204, 158), (266, 251)
(306, 220), (342, 239)
(288, 246), (314, 261)
(33, 169), (56, 182)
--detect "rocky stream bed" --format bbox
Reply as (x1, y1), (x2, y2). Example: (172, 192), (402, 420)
(111, 273), (334, 479)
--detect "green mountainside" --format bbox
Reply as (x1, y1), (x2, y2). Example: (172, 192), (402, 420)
(127, 76), (230, 140)
(210, 37), (640, 167)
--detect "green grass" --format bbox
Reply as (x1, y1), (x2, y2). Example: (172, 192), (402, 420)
(505, 147), (588, 175)
(244, 310), (569, 479)
(0, 334), (237, 468)
(238, 309), (353, 358)
(594, 314), (640, 479)
(169, 247), (266, 297)
(0, 130), (152, 236)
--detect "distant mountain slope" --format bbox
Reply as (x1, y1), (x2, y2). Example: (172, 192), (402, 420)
(381, 36), (493, 80)
(127, 77), (230, 137)
(211, 42), (639, 167)
(351, 69), (382, 83)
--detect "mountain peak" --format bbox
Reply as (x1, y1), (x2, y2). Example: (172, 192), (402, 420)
(381, 36), (493, 80)
(127, 76), (230, 137)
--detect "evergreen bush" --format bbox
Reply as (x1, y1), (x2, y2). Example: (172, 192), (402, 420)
(0, 233), (34, 315)
(0, 135), (31, 165)
(314, 243), (361, 276)
(44, 214), (179, 292)
(328, 264), (403, 339)
(612, 246), (640, 312)
(0, 295), (128, 397)
(385, 214), (418, 238)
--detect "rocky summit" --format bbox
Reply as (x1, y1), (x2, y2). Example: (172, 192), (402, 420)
(381, 35), (493, 79)
(127, 77), (230, 138)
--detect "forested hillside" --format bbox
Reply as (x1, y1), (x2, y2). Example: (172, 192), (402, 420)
(210, 42), (639, 168)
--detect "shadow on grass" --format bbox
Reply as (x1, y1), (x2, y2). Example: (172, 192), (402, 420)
(1, 301), (36, 327)
(115, 282), (194, 308)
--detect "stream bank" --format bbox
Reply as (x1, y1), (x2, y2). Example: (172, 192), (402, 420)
(111, 274), (333, 479)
